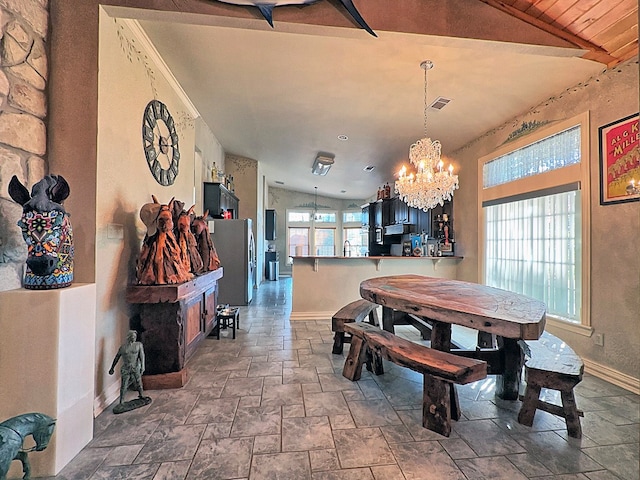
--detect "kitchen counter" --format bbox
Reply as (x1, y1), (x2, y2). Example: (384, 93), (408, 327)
(290, 255), (463, 320)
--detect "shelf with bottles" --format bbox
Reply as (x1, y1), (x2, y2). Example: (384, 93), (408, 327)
(210, 162), (235, 194)
(432, 209), (454, 256)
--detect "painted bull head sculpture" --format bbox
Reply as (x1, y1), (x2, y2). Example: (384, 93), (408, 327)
(8, 175), (74, 289)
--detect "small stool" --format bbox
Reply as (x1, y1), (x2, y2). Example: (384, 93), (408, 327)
(216, 307), (239, 340)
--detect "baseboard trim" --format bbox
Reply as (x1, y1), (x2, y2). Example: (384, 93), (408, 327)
(583, 358), (640, 395)
(289, 311), (334, 321)
(94, 381), (120, 417)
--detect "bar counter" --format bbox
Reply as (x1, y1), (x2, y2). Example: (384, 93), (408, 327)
(290, 255), (462, 320)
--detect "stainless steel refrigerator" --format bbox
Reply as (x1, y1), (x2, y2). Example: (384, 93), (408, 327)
(211, 218), (256, 305)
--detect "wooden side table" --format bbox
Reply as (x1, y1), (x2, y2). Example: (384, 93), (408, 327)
(216, 307), (239, 340)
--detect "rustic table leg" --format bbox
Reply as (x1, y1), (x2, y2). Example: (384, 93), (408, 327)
(517, 382), (541, 426)
(429, 322), (460, 420)
(382, 306), (395, 333)
(423, 374), (452, 437)
(342, 336), (368, 381)
(561, 390), (583, 438)
(496, 337), (523, 400)
(332, 332), (345, 354)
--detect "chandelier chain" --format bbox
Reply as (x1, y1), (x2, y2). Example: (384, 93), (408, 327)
(423, 62), (428, 138)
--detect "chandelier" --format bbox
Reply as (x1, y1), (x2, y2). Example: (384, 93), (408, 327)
(395, 60), (459, 212)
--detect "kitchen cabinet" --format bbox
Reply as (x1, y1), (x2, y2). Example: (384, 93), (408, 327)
(371, 201), (383, 228)
(361, 204), (370, 228)
(203, 182), (239, 219)
(381, 197), (411, 228)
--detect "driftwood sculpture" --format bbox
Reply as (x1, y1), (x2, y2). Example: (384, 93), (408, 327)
(136, 196), (191, 285)
(175, 204), (204, 275)
(0, 413), (56, 480)
(191, 210), (221, 272)
(8, 175), (74, 289)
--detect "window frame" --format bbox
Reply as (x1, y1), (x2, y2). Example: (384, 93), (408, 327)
(342, 209), (367, 257)
(477, 112), (592, 335)
(286, 208), (338, 258)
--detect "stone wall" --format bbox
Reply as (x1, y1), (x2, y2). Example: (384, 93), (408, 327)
(0, 0), (48, 290)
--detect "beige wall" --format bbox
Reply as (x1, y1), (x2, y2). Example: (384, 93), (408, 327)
(94, 12), (196, 407)
(93, 11), (231, 409)
(452, 57), (639, 387)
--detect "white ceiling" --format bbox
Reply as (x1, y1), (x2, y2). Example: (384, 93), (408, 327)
(130, 7), (602, 200)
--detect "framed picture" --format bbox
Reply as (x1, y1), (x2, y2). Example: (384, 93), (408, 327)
(598, 113), (639, 205)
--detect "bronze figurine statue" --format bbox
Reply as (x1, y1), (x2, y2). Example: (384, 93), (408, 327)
(109, 330), (151, 413)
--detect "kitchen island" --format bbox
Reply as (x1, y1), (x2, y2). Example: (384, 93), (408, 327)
(290, 255), (462, 320)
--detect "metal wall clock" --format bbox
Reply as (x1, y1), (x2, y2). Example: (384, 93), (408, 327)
(142, 100), (180, 186)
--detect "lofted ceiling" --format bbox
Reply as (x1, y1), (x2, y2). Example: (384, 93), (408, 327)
(479, 0), (638, 66)
(120, 0), (637, 200)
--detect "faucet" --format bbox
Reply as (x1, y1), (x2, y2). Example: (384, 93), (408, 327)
(343, 240), (351, 257)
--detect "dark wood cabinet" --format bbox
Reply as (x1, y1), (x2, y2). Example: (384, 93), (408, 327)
(265, 209), (277, 240)
(361, 204), (370, 228)
(372, 201), (382, 228)
(381, 197), (411, 228)
(126, 269), (223, 388)
(394, 197), (410, 225)
(364, 196), (454, 255)
(203, 182), (239, 219)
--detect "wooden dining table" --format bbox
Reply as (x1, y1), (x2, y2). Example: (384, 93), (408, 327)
(359, 274), (547, 401)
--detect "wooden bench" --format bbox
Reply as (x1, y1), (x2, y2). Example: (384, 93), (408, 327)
(518, 331), (584, 438)
(342, 323), (487, 437)
(331, 299), (380, 354)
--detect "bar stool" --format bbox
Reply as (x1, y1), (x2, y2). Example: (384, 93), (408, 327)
(216, 306), (239, 340)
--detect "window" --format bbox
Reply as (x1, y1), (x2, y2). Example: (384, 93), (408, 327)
(343, 227), (367, 256)
(313, 212), (336, 223)
(342, 210), (366, 256)
(480, 113), (590, 329)
(342, 211), (362, 223)
(288, 227), (309, 256)
(287, 209), (337, 257)
(314, 228), (335, 256)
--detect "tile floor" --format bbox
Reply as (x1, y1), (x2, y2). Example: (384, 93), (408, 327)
(44, 278), (638, 480)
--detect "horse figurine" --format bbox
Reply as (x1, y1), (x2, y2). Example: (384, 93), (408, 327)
(174, 204), (204, 275)
(8, 175), (74, 289)
(191, 210), (221, 272)
(136, 196), (191, 285)
(0, 413), (56, 480)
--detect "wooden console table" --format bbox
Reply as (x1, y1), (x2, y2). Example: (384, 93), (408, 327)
(126, 268), (223, 389)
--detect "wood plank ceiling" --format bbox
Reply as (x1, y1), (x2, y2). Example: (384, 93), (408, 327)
(479, 0), (638, 66)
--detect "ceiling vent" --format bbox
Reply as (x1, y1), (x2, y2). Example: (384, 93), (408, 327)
(429, 96), (451, 110)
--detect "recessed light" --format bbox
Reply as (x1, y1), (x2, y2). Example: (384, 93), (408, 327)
(337, 134), (348, 141)
(363, 165), (375, 172)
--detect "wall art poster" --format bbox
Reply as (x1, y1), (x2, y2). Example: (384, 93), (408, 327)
(599, 112), (639, 204)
